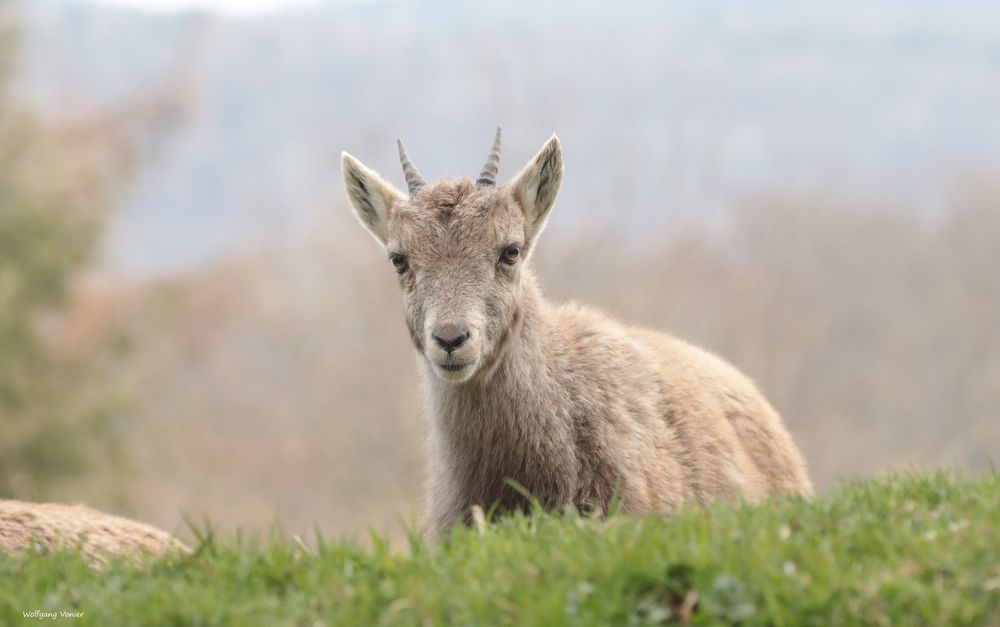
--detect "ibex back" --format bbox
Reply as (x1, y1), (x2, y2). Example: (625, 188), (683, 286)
(342, 129), (812, 533)
(0, 500), (187, 567)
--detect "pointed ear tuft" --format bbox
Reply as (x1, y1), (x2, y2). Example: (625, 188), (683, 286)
(509, 135), (563, 248)
(341, 151), (405, 246)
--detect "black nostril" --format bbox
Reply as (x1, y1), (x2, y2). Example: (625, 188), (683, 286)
(433, 331), (470, 353)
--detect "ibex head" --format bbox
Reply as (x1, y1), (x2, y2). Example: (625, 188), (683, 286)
(342, 129), (563, 383)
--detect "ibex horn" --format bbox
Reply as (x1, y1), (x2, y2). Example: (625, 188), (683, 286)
(476, 127), (502, 188)
(397, 139), (426, 196)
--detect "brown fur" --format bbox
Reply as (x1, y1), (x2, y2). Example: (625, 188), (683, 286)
(0, 500), (188, 567)
(342, 134), (812, 534)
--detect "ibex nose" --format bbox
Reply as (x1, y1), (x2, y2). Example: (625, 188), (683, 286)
(432, 324), (471, 353)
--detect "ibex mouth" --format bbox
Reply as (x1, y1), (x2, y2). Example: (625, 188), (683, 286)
(431, 355), (479, 382)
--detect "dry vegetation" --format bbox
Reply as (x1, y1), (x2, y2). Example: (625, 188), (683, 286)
(63, 174), (999, 540)
(539, 182), (1000, 489)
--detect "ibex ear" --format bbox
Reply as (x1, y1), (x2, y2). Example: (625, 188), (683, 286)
(510, 135), (563, 249)
(341, 152), (405, 246)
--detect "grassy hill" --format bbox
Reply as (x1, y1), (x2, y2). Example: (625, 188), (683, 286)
(2, 473), (998, 626)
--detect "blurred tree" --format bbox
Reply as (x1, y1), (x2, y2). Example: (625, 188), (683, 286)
(0, 2), (190, 500)
(0, 13), (115, 498)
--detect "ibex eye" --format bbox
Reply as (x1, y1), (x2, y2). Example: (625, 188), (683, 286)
(499, 244), (520, 266)
(389, 253), (408, 274)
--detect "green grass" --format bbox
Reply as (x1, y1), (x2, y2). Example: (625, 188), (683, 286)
(2, 473), (998, 626)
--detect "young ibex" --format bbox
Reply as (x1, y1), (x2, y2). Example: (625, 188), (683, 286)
(0, 500), (186, 567)
(342, 129), (812, 533)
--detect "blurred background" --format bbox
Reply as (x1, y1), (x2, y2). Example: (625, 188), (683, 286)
(1, 0), (998, 540)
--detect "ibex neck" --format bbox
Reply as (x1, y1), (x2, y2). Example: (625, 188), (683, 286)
(482, 269), (547, 385)
(421, 267), (580, 518)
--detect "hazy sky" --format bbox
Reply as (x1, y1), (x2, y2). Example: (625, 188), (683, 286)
(69, 0), (320, 15)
